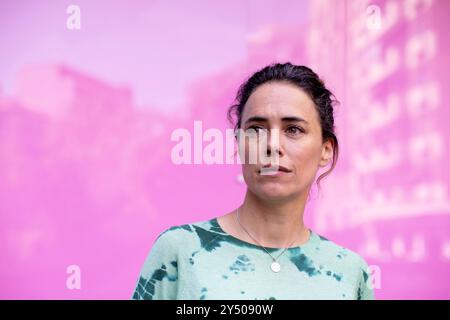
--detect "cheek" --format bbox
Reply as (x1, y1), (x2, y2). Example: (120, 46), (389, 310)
(238, 136), (267, 165)
(287, 141), (322, 174)
(241, 164), (257, 189)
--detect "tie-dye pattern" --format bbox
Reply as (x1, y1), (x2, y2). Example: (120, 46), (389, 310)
(131, 217), (374, 300)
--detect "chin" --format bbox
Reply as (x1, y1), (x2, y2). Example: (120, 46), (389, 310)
(256, 186), (293, 201)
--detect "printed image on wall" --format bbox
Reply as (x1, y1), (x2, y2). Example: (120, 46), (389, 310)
(0, 0), (449, 299)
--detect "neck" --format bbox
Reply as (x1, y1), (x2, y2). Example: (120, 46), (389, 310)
(237, 189), (310, 248)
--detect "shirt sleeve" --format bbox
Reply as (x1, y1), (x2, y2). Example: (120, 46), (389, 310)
(131, 228), (179, 300)
(356, 257), (375, 300)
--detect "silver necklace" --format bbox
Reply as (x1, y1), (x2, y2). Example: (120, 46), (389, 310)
(235, 208), (299, 273)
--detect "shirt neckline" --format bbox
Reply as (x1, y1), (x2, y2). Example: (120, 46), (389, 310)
(210, 217), (317, 252)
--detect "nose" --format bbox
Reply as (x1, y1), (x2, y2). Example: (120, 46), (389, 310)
(265, 130), (283, 158)
(266, 144), (281, 157)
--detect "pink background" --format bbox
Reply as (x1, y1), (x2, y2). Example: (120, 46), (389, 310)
(0, 0), (449, 299)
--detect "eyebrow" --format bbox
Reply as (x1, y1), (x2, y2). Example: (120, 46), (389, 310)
(244, 116), (308, 125)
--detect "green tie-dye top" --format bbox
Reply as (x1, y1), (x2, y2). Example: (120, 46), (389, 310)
(131, 217), (375, 300)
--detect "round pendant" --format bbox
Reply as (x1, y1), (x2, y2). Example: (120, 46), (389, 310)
(270, 261), (281, 273)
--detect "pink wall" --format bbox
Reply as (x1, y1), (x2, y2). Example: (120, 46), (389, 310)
(0, 0), (449, 299)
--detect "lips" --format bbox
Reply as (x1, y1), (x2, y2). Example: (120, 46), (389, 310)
(258, 164), (292, 174)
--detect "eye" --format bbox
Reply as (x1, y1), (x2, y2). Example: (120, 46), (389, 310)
(286, 126), (304, 135)
(246, 125), (266, 133)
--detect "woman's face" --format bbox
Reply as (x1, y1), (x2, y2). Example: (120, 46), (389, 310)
(238, 81), (333, 202)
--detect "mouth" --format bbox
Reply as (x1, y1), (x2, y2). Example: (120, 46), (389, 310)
(258, 165), (292, 175)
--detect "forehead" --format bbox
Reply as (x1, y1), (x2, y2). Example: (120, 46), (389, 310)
(242, 81), (317, 122)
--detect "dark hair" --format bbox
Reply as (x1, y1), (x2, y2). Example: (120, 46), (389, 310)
(227, 62), (339, 190)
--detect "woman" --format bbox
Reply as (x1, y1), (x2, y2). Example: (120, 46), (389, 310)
(132, 62), (374, 300)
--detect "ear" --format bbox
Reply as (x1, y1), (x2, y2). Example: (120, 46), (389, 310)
(319, 139), (333, 167)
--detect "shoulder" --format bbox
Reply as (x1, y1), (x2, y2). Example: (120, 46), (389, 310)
(154, 217), (216, 249)
(312, 231), (370, 275)
(311, 231), (375, 299)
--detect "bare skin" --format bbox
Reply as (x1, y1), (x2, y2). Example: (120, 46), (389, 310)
(218, 81), (333, 249)
(216, 207), (310, 249)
